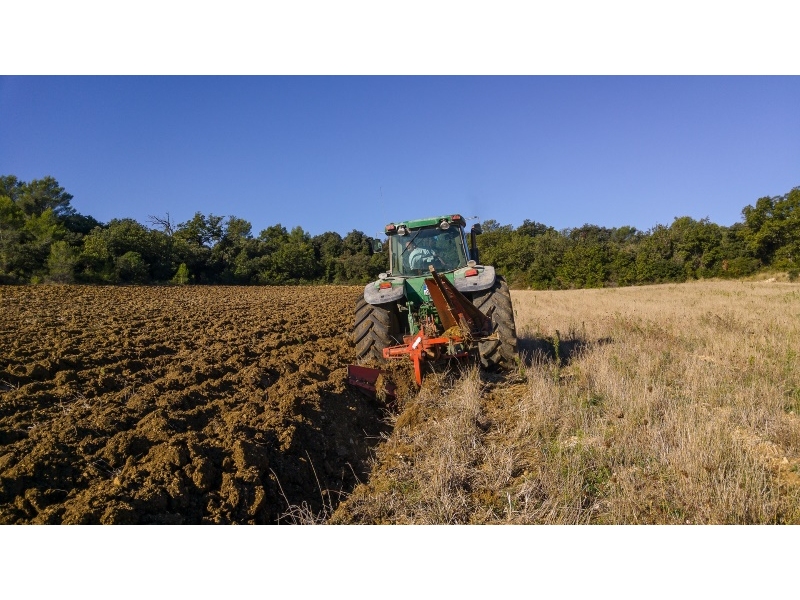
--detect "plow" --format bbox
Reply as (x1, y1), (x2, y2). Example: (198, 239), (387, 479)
(347, 213), (518, 398)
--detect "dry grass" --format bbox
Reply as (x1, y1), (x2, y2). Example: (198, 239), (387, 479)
(331, 280), (800, 524)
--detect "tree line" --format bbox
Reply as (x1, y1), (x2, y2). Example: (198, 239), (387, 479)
(1, 174), (798, 287)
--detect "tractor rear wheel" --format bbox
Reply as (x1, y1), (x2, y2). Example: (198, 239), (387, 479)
(471, 276), (518, 369)
(353, 295), (401, 361)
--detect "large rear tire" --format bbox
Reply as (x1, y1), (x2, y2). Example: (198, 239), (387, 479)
(353, 295), (401, 361)
(471, 276), (518, 369)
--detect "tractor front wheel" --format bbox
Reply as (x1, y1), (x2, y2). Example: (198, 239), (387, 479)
(353, 295), (401, 361)
(471, 276), (518, 369)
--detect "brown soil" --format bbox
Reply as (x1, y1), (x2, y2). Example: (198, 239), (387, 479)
(0, 284), (399, 524)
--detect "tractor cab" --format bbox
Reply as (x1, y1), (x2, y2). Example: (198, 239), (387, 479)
(365, 213), (494, 308)
(384, 214), (480, 277)
(389, 221), (468, 276)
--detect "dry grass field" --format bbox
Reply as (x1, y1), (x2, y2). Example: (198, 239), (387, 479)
(332, 279), (800, 524)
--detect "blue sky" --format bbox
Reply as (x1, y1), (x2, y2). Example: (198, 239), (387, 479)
(1, 76), (798, 238)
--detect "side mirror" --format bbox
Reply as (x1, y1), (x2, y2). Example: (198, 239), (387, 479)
(470, 225), (481, 263)
(371, 239), (383, 253)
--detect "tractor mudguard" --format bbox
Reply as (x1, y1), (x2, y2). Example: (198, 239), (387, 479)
(364, 265), (497, 305)
(453, 265), (496, 294)
(363, 280), (406, 305)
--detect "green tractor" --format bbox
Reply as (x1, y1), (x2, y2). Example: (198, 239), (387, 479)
(350, 213), (517, 390)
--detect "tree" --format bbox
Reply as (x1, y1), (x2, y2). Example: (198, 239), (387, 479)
(19, 209), (67, 280)
(147, 213), (175, 237)
(172, 263), (190, 284)
(480, 219), (512, 234)
(229, 243), (262, 283)
(342, 230), (372, 256)
(635, 224), (683, 283)
(224, 216), (252, 241)
(176, 212), (224, 247)
(742, 187), (800, 268)
(116, 251), (149, 283)
(15, 176), (75, 218)
(610, 225), (640, 245)
(526, 230), (569, 289)
(0, 176), (22, 201)
(669, 217), (724, 278)
(333, 229), (380, 283)
(517, 219), (553, 238)
(46, 241), (77, 283)
(61, 212), (102, 236)
(0, 195), (25, 281)
(566, 224), (614, 244)
(76, 219), (169, 282)
(257, 224), (289, 252)
(103, 218), (151, 257)
(258, 225), (316, 283)
(312, 231), (344, 282)
(78, 228), (114, 282)
(335, 252), (372, 283)
(211, 216), (255, 283)
(558, 241), (611, 288)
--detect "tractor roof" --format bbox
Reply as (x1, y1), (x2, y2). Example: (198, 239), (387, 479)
(384, 214), (466, 235)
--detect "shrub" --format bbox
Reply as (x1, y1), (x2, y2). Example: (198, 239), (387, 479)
(172, 263), (190, 285)
(46, 241), (77, 283)
(115, 251), (149, 283)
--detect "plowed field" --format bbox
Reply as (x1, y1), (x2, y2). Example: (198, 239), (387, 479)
(0, 285), (393, 524)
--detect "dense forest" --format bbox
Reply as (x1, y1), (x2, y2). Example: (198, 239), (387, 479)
(1, 175), (798, 288)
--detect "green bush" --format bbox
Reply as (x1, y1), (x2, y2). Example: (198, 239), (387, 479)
(172, 262), (190, 285)
(115, 251), (149, 283)
(46, 240), (77, 283)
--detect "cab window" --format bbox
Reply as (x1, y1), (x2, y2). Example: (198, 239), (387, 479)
(390, 226), (468, 275)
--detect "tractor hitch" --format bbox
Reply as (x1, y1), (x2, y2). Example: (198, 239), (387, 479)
(379, 266), (492, 386)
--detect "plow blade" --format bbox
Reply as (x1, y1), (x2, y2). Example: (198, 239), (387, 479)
(346, 365), (397, 400)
